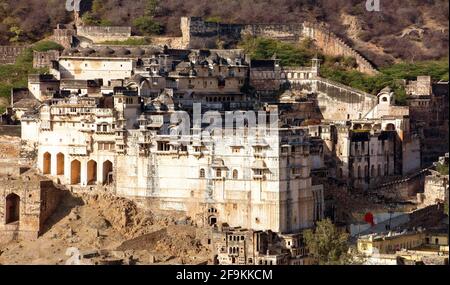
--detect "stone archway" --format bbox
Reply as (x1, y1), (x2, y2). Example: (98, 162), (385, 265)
(43, 152), (51, 174)
(5, 193), (20, 224)
(208, 215), (217, 226)
(57, 153), (65, 175)
(87, 160), (97, 185)
(102, 160), (113, 185)
(71, 160), (81, 185)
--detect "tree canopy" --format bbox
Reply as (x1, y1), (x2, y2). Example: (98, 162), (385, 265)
(303, 219), (350, 265)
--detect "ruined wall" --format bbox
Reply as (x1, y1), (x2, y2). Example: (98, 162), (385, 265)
(418, 173), (449, 208)
(39, 181), (63, 228)
(371, 171), (426, 201)
(0, 174), (62, 242)
(51, 27), (76, 49)
(77, 26), (132, 43)
(0, 46), (27, 65)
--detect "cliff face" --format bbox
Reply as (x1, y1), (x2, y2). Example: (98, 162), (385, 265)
(0, 0), (448, 66)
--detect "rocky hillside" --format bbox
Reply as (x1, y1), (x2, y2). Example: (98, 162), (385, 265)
(0, 0), (448, 67)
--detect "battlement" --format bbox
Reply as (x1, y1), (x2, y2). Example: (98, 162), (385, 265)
(0, 46), (28, 65)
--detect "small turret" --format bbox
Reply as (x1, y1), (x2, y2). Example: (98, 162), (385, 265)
(311, 57), (321, 76)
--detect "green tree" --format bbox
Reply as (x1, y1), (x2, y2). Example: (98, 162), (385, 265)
(206, 16), (222, 23)
(436, 163), (449, 175)
(133, 17), (162, 36)
(133, 0), (162, 35)
(303, 219), (350, 265)
(81, 12), (100, 26)
(9, 26), (22, 42)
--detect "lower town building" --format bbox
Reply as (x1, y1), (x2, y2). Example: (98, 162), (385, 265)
(212, 225), (315, 265)
(357, 229), (449, 265)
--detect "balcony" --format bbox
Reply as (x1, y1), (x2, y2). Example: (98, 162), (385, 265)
(93, 108), (113, 117)
(253, 174), (266, 180)
(253, 152), (266, 159)
(138, 135), (152, 145)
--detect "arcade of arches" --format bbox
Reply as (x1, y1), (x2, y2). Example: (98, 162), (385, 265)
(43, 153), (114, 186)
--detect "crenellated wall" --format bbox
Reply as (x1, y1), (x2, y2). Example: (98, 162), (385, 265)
(180, 17), (378, 75)
(0, 46), (28, 65)
(302, 22), (378, 75)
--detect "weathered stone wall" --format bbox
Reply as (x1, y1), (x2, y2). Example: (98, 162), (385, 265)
(77, 26), (132, 43)
(418, 173), (449, 208)
(33, 50), (60, 69)
(374, 177), (423, 201)
(150, 36), (184, 49)
(302, 22), (378, 75)
(0, 126), (21, 137)
(39, 181), (62, 228)
(51, 27), (76, 49)
(0, 171), (62, 242)
(0, 46), (27, 65)
(241, 24), (300, 42)
(371, 170), (427, 201)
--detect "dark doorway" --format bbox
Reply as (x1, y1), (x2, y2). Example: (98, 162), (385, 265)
(5, 193), (20, 224)
(209, 215), (217, 226)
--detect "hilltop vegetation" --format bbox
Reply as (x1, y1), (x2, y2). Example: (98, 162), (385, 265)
(240, 37), (449, 105)
(0, 41), (63, 112)
(0, 0), (448, 67)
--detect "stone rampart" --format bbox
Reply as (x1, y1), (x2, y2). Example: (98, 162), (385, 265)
(180, 17), (378, 74)
(0, 46), (27, 65)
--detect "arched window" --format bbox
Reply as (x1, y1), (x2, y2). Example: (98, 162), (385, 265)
(233, 169), (238, 180)
(199, 168), (206, 178)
